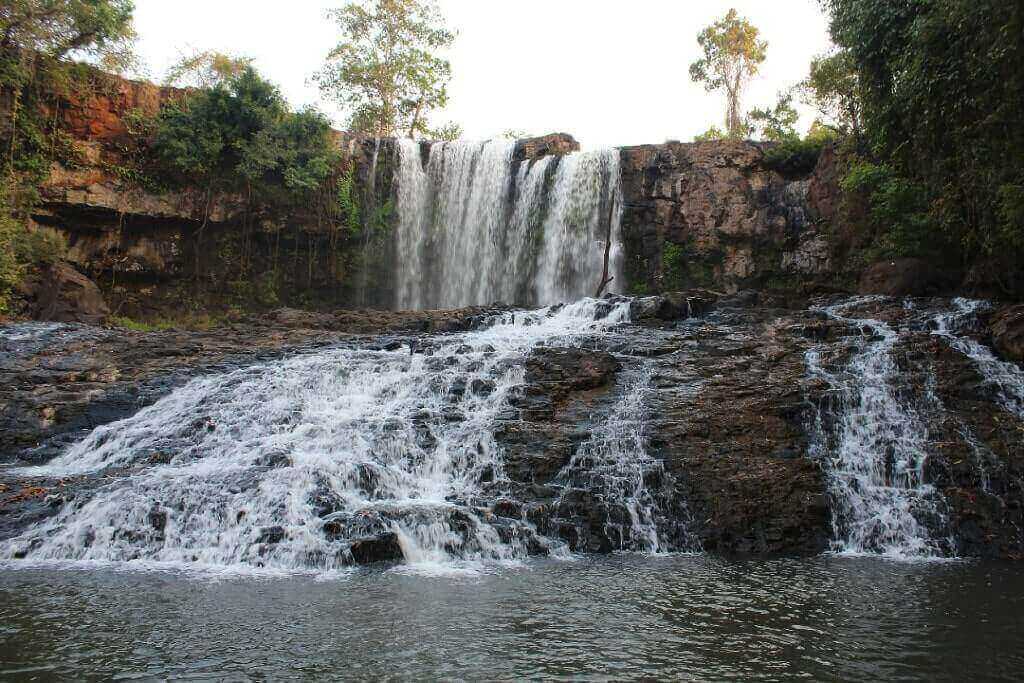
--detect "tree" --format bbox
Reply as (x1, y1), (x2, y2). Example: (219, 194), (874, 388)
(746, 91), (799, 142)
(0, 0), (136, 71)
(823, 0), (1024, 286)
(152, 67), (338, 208)
(797, 50), (861, 135)
(164, 49), (253, 89)
(689, 9), (767, 138)
(315, 0), (455, 138)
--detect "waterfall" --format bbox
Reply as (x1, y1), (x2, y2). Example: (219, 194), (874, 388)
(931, 298), (1024, 418)
(551, 363), (694, 553)
(392, 140), (623, 310)
(0, 299), (683, 573)
(807, 297), (951, 559)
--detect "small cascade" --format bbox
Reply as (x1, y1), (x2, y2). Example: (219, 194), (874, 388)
(931, 298), (1024, 418)
(551, 364), (695, 553)
(807, 297), (951, 558)
(0, 299), (683, 572)
(392, 140), (622, 310)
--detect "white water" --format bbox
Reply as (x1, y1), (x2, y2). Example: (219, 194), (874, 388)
(552, 364), (677, 552)
(807, 298), (950, 559)
(1, 299), (664, 573)
(393, 140), (623, 310)
(931, 298), (1024, 418)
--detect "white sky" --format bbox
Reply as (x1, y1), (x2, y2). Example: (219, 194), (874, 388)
(131, 0), (834, 149)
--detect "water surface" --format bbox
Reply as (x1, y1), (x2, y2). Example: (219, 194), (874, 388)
(2, 555), (1021, 681)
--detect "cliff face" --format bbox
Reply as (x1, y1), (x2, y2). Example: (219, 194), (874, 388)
(619, 140), (845, 296)
(20, 70), (858, 319)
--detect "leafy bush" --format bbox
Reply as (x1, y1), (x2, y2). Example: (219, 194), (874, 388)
(763, 137), (829, 177)
(151, 67), (340, 210)
(841, 162), (936, 258)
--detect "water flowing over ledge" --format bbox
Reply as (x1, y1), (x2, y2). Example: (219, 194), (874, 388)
(1, 298), (696, 573)
(394, 140), (623, 311)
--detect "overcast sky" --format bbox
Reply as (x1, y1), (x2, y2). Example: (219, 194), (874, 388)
(131, 0), (834, 149)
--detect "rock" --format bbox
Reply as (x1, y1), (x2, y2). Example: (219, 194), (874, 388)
(512, 133), (579, 162)
(25, 261), (110, 324)
(990, 304), (1024, 363)
(347, 532), (404, 565)
(858, 258), (941, 297)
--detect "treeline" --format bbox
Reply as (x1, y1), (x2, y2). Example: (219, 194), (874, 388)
(825, 0), (1024, 292)
(691, 3), (1024, 293)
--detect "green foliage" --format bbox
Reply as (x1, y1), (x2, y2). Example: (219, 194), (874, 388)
(108, 315), (175, 332)
(798, 50), (861, 135)
(746, 92), (799, 142)
(163, 50), (253, 88)
(689, 9), (768, 137)
(840, 162), (936, 258)
(0, 0), (137, 71)
(763, 133), (834, 178)
(693, 125), (726, 142)
(336, 166), (361, 235)
(661, 242), (687, 288)
(823, 0), (1024, 273)
(151, 67), (339, 209)
(315, 0), (456, 138)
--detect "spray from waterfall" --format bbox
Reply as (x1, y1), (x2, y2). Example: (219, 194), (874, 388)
(393, 140), (623, 310)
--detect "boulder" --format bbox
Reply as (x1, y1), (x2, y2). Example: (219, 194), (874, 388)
(990, 304), (1024, 363)
(26, 261), (110, 324)
(858, 257), (940, 297)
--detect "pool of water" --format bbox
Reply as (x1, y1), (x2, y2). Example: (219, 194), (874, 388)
(1, 555), (1021, 681)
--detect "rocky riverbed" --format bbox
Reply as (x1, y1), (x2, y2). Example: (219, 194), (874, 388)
(1, 293), (1022, 563)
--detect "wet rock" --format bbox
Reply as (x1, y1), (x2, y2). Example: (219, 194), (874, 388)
(257, 526), (286, 545)
(347, 532), (404, 565)
(990, 304), (1024, 363)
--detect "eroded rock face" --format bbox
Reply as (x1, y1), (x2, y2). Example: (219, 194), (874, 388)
(618, 140), (842, 296)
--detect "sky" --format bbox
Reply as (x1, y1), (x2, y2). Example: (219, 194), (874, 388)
(130, 0), (834, 149)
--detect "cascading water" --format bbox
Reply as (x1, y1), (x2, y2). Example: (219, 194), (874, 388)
(392, 140), (623, 310)
(0, 299), (679, 573)
(931, 298), (1024, 418)
(551, 364), (693, 553)
(806, 297), (951, 558)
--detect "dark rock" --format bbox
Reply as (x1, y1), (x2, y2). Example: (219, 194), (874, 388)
(348, 532), (404, 565)
(23, 261), (110, 325)
(859, 258), (941, 297)
(990, 304), (1024, 363)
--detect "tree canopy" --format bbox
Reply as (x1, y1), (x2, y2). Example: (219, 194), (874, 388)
(823, 0), (1024, 285)
(0, 0), (136, 71)
(152, 67), (339, 208)
(315, 0), (457, 139)
(689, 8), (767, 138)
(163, 49), (253, 89)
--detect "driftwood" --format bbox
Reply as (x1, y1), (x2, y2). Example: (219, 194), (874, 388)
(594, 194), (617, 297)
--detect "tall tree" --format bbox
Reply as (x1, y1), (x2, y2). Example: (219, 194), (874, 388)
(315, 0), (455, 138)
(689, 8), (767, 138)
